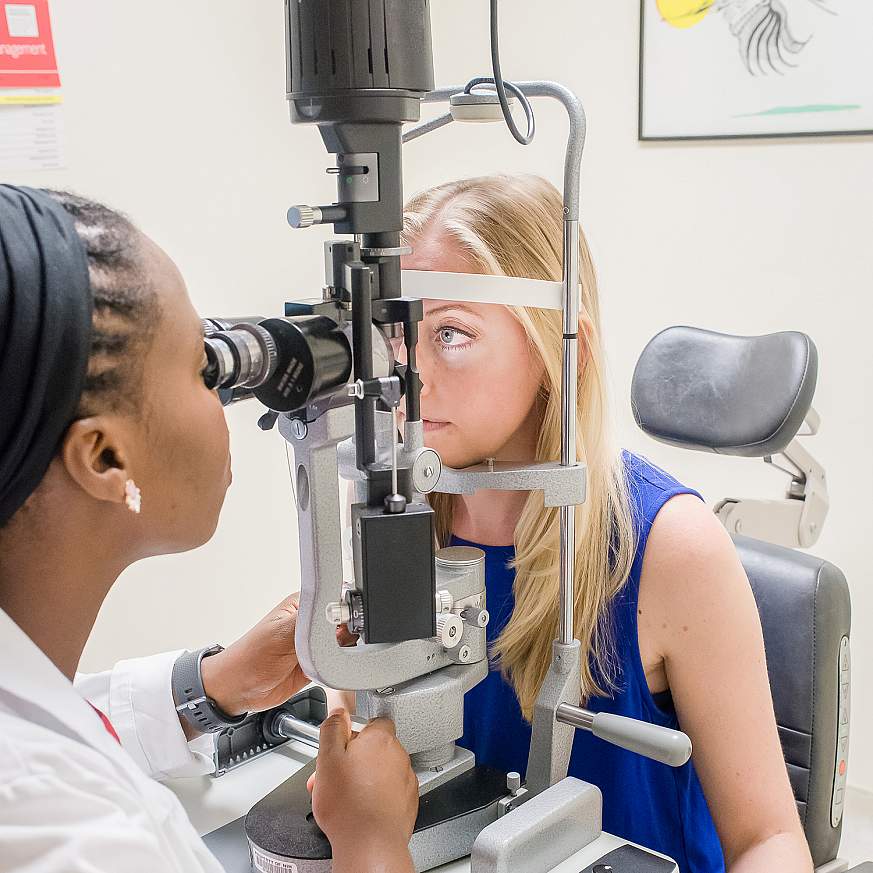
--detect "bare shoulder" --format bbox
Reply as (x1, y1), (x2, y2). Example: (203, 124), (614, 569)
(646, 487), (730, 553)
(641, 492), (746, 589)
(638, 492), (755, 659)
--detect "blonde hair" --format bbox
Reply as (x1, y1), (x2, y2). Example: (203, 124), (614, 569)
(402, 174), (637, 719)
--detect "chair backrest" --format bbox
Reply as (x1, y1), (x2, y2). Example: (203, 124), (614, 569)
(631, 325), (848, 867)
(734, 535), (851, 868)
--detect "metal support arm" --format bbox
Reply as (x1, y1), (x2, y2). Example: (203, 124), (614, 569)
(715, 409), (829, 549)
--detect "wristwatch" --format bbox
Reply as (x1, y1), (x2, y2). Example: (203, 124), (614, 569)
(171, 644), (249, 734)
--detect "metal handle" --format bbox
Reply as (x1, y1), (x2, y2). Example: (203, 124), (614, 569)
(271, 711), (369, 749)
(556, 703), (692, 768)
(273, 712), (321, 747)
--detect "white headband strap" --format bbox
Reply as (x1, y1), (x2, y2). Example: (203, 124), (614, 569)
(400, 269), (563, 311)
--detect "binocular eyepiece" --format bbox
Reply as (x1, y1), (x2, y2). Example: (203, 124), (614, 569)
(202, 320), (279, 391)
(202, 316), (354, 413)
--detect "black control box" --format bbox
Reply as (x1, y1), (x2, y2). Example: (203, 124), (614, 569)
(351, 501), (436, 644)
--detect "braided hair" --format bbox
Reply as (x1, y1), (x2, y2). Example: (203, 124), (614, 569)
(44, 190), (158, 417)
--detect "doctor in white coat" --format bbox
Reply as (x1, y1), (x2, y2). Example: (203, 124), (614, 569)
(0, 186), (419, 873)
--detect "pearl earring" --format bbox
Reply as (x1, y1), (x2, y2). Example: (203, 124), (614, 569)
(124, 479), (142, 514)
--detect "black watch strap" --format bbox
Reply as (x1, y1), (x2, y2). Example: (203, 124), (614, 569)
(171, 644), (248, 734)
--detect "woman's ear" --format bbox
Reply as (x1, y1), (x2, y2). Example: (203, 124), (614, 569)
(60, 417), (132, 508)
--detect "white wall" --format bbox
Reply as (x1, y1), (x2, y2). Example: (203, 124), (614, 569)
(16, 1), (872, 789)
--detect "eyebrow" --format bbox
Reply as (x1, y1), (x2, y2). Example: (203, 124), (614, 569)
(424, 303), (483, 319)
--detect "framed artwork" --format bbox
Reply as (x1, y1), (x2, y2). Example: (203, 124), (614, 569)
(639, 0), (873, 140)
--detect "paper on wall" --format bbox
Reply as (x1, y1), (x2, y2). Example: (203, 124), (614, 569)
(0, 0), (60, 90)
(0, 1), (63, 170)
(0, 101), (63, 171)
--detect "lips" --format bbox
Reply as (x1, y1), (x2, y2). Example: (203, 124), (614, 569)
(423, 419), (449, 433)
(396, 410), (450, 433)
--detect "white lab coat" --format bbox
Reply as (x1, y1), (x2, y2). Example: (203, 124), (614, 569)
(0, 607), (225, 872)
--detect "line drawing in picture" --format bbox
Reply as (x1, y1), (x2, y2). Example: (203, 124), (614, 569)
(656, 0), (838, 76)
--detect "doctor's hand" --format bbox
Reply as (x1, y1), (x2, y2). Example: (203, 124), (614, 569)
(200, 595), (309, 717)
(309, 709), (418, 873)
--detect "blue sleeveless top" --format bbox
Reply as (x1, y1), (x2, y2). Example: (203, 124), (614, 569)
(455, 452), (725, 872)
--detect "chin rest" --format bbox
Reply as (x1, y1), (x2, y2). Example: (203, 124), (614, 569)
(631, 326), (817, 457)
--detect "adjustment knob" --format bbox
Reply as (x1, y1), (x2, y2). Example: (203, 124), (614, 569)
(462, 607), (489, 629)
(287, 205), (323, 229)
(435, 590), (454, 614)
(412, 449), (442, 494)
(325, 600), (351, 625)
(436, 614), (463, 649)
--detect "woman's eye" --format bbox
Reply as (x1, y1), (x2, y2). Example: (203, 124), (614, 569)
(437, 327), (471, 348)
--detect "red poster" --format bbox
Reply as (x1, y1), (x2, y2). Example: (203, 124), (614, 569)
(0, 1), (59, 89)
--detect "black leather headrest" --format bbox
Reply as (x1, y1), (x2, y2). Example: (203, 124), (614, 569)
(631, 326), (817, 458)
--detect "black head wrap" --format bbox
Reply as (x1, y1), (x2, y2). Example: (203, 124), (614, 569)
(0, 185), (92, 527)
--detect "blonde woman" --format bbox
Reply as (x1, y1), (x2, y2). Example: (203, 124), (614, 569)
(398, 175), (811, 873)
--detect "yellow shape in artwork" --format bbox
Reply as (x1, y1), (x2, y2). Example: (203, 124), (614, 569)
(655, 0), (713, 28)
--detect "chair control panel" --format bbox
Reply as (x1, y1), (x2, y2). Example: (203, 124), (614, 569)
(832, 635), (850, 828)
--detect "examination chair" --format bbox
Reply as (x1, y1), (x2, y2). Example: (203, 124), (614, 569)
(632, 326), (854, 873)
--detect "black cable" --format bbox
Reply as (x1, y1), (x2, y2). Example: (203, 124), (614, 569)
(488, 0), (535, 145)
